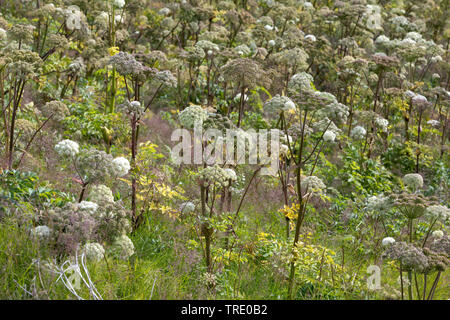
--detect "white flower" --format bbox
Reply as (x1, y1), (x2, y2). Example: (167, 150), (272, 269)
(111, 235), (135, 260)
(89, 184), (114, 204)
(180, 201), (195, 214)
(31, 225), (51, 239)
(264, 24), (274, 31)
(301, 176), (326, 194)
(113, 0), (125, 8)
(83, 242), (105, 262)
(375, 35), (390, 45)
(114, 14), (123, 24)
(66, 10), (83, 31)
(304, 34), (316, 42)
(55, 139), (79, 157)
(280, 144), (289, 156)
(431, 56), (443, 64)
(426, 205), (450, 222)
(112, 157), (131, 177)
(366, 194), (391, 213)
(382, 237), (396, 246)
(375, 117), (389, 132)
(224, 168), (237, 181)
(0, 28), (7, 41)
(158, 7), (171, 16)
(323, 130), (336, 142)
(403, 173), (423, 191)
(432, 230), (444, 238)
(288, 72), (314, 93)
(268, 39), (276, 47)
(431, 73), (440, 80)
(412, 94), (428, 105)
(427, 120), (440, 127)
(405, 32), (422, 42)
(404, 90), (416, 99)
(179, 105), (208, 129)
(263, 95), (296, 115)
(199, 165), (236, 188)
(285, 100), (296, 111)
(400, 38), (416, 47)
(351, 126), (366, 140)
(78, 201), (98, 215)
(98, 11), (109, 22)
(234, 93), (249, 102)
(303, 2), (313, 9)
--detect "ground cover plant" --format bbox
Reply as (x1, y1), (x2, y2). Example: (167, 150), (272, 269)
(0, 0), (449, 300)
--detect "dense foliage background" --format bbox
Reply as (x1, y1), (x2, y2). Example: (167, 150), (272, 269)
(0, 0), (449, 300)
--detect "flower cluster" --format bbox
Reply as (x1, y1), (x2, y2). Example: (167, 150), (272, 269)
(263, 95), (296, 116)
(112, 157), (131, 177)
(375, 117), (389, 132)
(403, 173), (424, 191)
(77, 201), (98, 215)
(111, 235), (135, 260)
(382, 242), (428, 272)
(179, 105), (209, 129)
(88, 184), (115, 205)
(42, 100), (69, 122)
(31, 225), (52, 239)
(392, 192), (437, 220)
(365, 194), (392, 214)
(323, 130), (336, 142)
(117, 100), (144, 117)
(82, 242), (105, 262)
(180, 201), (195, 214)
(382, 237), (396, 246)
(198, 165), (236, 188)
(55, 139), (79, 157)
(109, 52), (145, 76)
(301, 176), (326, 195)
(350, 126), (367, 140)
(288, 72), (314, 93)
(426, 205), (450, 222)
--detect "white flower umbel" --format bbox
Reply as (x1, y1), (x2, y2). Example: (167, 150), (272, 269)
(412, 94), (428, 105)
(382, 237), (396, 246)
(351, 126), (366, 140)
(403, 173), (423, 191)
(89, 184), (114, 204)
(366, 194), (391, 213)
(224, 168), (237, 182)
(427, 120), (440, 127)
(158, 7), (171, 16)
(112, 157), (131, 177)
(77, 201), (98, 215)
(55, 139), (79, 157)
(179, 105), (208, 129)
(180, 201), (195, 214)
(432, 230), (444, 238)
(375, 35), (390, 45)
(113, 0), (125, 8)
(83, 242), (105, 262)
(301, 176), (326, 195)
(375, 117), (389, 132)
(0, 28), (7, 41)
(426, 205), (450, 222)
(111, 235), (135, 260)
(304, 34), (316, 42)
(288, 72), (314, 93)
(323, 130), (336, 142)
(31, 225), (51, 239)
